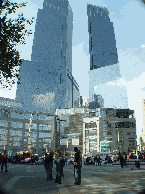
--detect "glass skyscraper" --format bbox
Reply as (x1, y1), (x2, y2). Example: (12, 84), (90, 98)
(16, 0), (80, 113)
(87, 4), (118, 70)
(87, 4), (128, 109)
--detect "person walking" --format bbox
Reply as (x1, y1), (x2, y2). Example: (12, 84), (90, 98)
(120, 155), (124, 168)
(105, 154), (108, 165)
(97, 156), (101, 166)
(74, 147), (82, 185)
(1, 150), (8, 172)
(124, 153), (128, 166)
(94, 155), (97, 166)
(45, 151), (54, 180)
(44, 152), (48, 171)
(0, 153), (3, 167)
(54, 151), (65, 184)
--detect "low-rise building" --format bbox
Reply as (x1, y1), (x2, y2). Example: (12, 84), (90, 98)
(55, 108), (90, 156)
(83, 108), (136, 155)
(0, 97), (55, 154)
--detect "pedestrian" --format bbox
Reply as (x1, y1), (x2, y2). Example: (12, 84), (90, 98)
(120, 155), (124, 168)
(15, 153), (18, 164)
(44, 152), (48, 171)
(97, 156), (101, 166)
(45, 151), (54, 180)
(105, 154), (108, 164)
(1, 150), (8, 172)
(94, 155), (97, 166)
(124, 153), (127, 166)
(0, 153), (3, 166)
(54, 151), (65, 184)
(74, 147), (82, 185)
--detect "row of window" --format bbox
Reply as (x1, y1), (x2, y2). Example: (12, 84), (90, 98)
(0, 142), (51, 147)
(0, 121), (52, 130)
(0, 129), (51, 138)
(0, 111), (54, 121)
(115, 122), (135, 128)
(85, 122), (97, 129)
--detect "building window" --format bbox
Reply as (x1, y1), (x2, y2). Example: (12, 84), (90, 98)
(39, 132), (51, 138)
(25, 132), (29, 137)
(39, 124), (52, 130)
(1, 110), (11, 117)
(0, 120), (8, 127)
(10, 130), (22, 136)
(32, 132), (37, 137)
(85, 122), (97, 129)
(11, 122), (23, 129)
(103, 121), (108, 127)
(100, 110), (106, 117)
(103, 131), (107, 136)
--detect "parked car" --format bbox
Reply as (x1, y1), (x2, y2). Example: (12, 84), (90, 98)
(84, 157), (94, 165)
(20, 158), (25, 164)
(35, 157), (44, 165)
(25, 157), (32, 164)
(66, 157), (74, 165)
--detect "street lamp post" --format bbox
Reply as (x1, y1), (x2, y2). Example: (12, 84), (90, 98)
(56, 118), (66, 151)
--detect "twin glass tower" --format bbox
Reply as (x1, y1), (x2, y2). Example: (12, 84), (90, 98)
(16, 1), (128, 113)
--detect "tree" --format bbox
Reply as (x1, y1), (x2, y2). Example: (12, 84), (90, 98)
(0, 0), (34, 89)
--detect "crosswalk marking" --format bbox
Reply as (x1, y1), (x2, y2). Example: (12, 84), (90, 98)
(3, 176), (20, 192)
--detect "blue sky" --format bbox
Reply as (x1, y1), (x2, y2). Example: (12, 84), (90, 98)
(0, 0), (145, 142)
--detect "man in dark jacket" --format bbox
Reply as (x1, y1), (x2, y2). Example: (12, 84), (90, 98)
(45, 151), (54, 180)
(74, 147), (82, 185)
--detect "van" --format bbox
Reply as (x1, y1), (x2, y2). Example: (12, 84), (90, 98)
(88, 152), (110, 160)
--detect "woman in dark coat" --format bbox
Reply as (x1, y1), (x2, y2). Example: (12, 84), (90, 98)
(120, 155), (124, 168)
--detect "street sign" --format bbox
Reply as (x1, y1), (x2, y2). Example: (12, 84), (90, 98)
(72, 139), (79, 145)
(60, 139), (67, 145)
(100, 142), (109, 146)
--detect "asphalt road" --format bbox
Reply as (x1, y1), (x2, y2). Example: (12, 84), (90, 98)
(0, 163), (145, 194)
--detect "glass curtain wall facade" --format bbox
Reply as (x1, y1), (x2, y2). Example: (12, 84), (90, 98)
(16, 0), (79, 113)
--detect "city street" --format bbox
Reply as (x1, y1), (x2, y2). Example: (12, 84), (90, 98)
(0, 163), (145, 194)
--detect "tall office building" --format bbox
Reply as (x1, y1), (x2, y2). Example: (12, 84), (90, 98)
(16, 0), (80, 113)
(87, 4), (128, 109)
(87, 5), (118, 70)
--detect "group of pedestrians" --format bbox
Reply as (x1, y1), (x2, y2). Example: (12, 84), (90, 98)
(0, 148), (82, 185)
(0, 150), (8, 172)
(44, 147), (82, 185)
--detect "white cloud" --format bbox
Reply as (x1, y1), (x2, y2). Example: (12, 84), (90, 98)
(72, 42), (89, 98)
(140, 44), (145, 48)
(118, 47), (145, 82)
